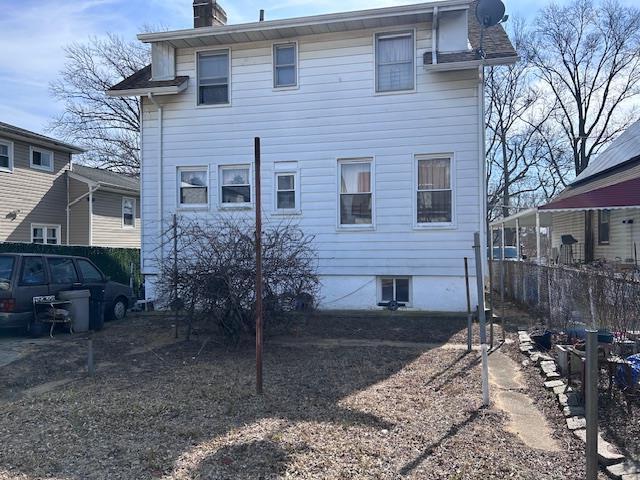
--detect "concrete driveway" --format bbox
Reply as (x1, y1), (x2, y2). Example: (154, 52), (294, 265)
(0, 332), (51, 368)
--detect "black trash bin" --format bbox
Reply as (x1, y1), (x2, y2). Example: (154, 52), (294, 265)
(88, 287), (105, 331)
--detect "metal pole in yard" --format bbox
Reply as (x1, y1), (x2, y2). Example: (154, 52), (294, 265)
(173, 214), (179, 339)
(255, 137), (264, 395)
(473, 232), (490, 406)
(464, 257), (472, 352)
(585, 329), (598, 480)
(501, 254), (506, 342)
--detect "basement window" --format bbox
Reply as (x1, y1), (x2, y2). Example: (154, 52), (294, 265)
(380, 277), (410, 304)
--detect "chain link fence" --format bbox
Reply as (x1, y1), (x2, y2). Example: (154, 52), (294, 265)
(491, 260), (640, 336)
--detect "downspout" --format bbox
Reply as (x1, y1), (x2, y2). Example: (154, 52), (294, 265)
(89, 188), (94, 246)
(66, 171), (69, 245)
(147, 93), (164, 267)
(67, 183), (99, 246)
(431, 6), (439, 65)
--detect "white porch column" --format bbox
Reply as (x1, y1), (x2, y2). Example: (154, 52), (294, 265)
(536, 211), (541, 263)
(515, 217), (521, 260)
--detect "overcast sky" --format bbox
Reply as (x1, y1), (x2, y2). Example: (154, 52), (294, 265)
(0, 0), (634, 135)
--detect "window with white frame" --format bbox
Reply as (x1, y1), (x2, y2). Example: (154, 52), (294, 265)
(198, 50), (230, 105)
(178, 168), (208, 208)
(380, 277), (410, 304)
(416, 155), (453, 224)
(30, 147), (53, 172)
(122, 197), (135, 228)
(275, 172), (297, 210)
(220, 165), (251, 205)
(339, 159), (373, 226)
(273, 43), (297, 88)
(375, 31), (414, 93)
(32, 224), (60, 245)
(0, 140), (13, 172)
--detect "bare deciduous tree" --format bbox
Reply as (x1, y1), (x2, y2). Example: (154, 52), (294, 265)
(527, 0), (640, 176)
(49, 34), (149, 175)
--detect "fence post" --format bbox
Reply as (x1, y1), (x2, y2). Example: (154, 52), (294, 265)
(501, 258), (506, 342)
(464, 257), (472, 353)
(585, 329), (598, 480)
(473, 232), (490, 406)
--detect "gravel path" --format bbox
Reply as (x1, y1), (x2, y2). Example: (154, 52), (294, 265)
(0, 312), (606, 479)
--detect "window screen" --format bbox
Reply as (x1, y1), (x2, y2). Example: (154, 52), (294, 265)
(417, 157), (452, 223)
(274, 43), (297, 88)
(376, 32), (414, 92)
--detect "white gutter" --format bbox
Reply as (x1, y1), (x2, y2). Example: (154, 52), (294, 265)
(425, 56), (519, 71)
(107, 83), (188, 98)
(147, 93), (164, 268)
(431, 6), (439, 65)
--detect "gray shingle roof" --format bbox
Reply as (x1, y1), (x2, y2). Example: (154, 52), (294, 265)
(72, 165), (139, 193)
(0, 121), (84, 154)
(109, 65), (189, 93)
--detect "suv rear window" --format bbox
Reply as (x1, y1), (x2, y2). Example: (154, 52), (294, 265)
(0, 256), (14, 291)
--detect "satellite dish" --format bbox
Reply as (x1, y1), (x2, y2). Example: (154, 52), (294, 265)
(475, 0), (506, 28)
(475, 0), (507, 59)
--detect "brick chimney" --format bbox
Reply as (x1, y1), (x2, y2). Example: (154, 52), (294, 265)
(193, 0), (227, 28)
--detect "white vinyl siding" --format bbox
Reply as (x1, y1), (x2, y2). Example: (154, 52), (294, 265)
(140, 25), (482, 286)
(178, 167), (209, 208)
(31, 224), (60, 245)
(375, 31), (415, 93)
(0, 140), (13, 172)
(273, 43), (297, 88)
(197, 50), (230, 105)
(30, 146), (54, 172)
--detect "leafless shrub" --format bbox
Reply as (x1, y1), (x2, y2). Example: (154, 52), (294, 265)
(156, 216), (319, 343)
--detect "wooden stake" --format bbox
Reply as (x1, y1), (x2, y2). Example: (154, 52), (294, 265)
(255, 137), (263, 395)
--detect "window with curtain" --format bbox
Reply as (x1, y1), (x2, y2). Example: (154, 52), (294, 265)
(339, 160), (372, 225)
(198, 50), (230, 105)
(273, 43), (297, 88)
(598, 210), (610, 244)
(376, 32), (414, 92)
(417, 156), (452, 224)
(221, 165), (251, 204)
(178, 168), (208, 207)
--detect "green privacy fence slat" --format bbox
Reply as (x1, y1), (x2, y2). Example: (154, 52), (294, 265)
(0, 242), (141, 294)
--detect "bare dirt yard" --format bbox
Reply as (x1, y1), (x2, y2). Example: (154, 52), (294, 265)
(0, 311), (603, 479)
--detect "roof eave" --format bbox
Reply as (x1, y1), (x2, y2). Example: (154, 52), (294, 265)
(137, 0), (470, 44)
(0, 130), (85, 155)
(107, 82), (188, 98)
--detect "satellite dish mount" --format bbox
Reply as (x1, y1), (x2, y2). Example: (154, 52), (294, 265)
(475, 0), (507, 59)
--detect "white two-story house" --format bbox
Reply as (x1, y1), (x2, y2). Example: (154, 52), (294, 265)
(108, 0), (516, 311)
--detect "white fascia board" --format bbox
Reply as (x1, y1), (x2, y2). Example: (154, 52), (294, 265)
(138, 0), (470, 44)
(107, 82), (188, 98)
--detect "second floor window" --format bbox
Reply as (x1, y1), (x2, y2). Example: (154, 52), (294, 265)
(221, 165), (251, 205)
(30, 147), (53, 172)
(339, 159), (372, 226)
(376, 32), (414, 92)
(198, 50), (230, 105)
(0, 141), (12, 172)
(273, 43), (297, 88)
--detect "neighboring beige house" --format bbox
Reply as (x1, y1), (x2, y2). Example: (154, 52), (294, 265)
(0, 121), (140, 249)
(67, 165), (141, 248)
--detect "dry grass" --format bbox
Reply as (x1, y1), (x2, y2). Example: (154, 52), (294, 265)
(0, 312), (598, 479)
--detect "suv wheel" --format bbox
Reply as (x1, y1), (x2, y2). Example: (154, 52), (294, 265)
(111, 298), (127, 321)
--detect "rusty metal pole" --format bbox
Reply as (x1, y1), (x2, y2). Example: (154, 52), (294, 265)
(585, 329), (598, 480)
(464, 257), (472, 352)
(254, 137), (264, 395)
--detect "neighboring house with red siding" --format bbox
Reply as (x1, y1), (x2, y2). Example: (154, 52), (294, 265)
(0, 122), (140, 249)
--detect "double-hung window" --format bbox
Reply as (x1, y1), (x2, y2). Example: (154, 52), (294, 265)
(598, 210), (610, 245)
(198, 50), (230, 105)
(339, 159), (373, 226)
(416, 155), (453, 224)
(275, 172), (296, 211)
(375, 31), (414, 93)
(122, 197), (135, 228)
(178, 167), (208, 208)
(31, 224), (60, 245)
(220, 165), (251, 206)
(273, 43), (297, 88)
(30, 147), (53, 172)
(0, 140), (13, 172)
